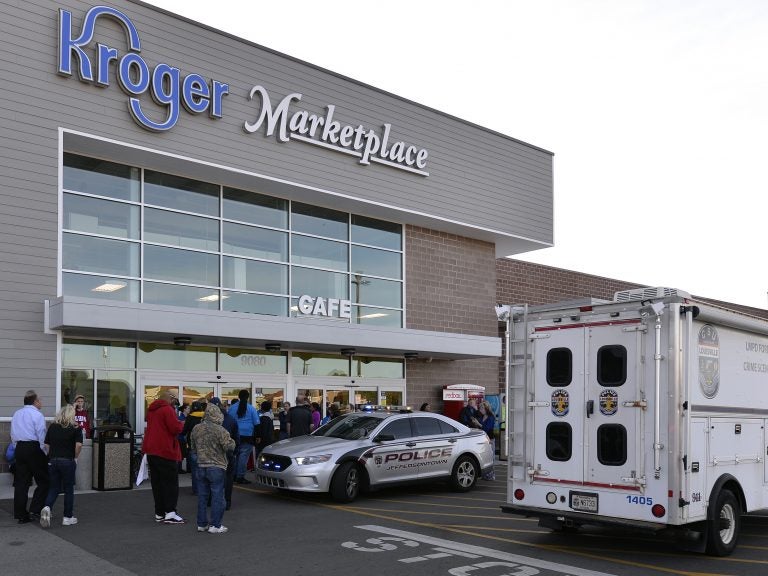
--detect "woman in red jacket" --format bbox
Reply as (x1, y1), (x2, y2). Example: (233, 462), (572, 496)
(143, 389), (185, 524)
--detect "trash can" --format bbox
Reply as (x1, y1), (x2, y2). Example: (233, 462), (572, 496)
(92, 425), (134, 491)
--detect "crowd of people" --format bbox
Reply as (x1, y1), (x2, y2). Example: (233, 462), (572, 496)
(8, 389), (499, 533)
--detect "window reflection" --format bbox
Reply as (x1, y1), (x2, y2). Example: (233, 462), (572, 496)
(63, 233), (139, 276)
(137, 343), (216, 371)
(144, 170), (219, 216)
(351, 215), (401, 250)
(64, 194), (139, 239)
(223, 187), (287, 228)
(351, 246), (401, 279)
(291, 202), (348, 240)
(291, 268), (348, 300)
(144, 246), (219, 286)
(291, 352), (349, 376)
(144, 208), (219, 251)
(222, 258), (287, 293)
(143, 282), (221, 309)
(223, 222), (287, 261)
(292, 235), (347, 271)
(63, 273), (139, 302)
(63, 153), (139, 202)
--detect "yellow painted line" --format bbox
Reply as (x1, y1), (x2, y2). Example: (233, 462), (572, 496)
(439, 524), (549, 534)
(360, 499), (501, 510)
(346, 506), (521, 520)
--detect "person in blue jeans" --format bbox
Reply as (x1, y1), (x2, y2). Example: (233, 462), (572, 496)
(228, 390), (259, 484)
(190, 404), (235, 533)
(40, 405), (83, 528)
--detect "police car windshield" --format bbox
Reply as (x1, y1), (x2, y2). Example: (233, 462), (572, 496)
(314, 414), (382, 440)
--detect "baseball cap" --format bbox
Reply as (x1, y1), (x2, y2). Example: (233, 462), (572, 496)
(209, 397), (221, 406)
(74, 394), (85, 401)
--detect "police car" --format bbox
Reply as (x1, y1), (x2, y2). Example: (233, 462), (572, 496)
(256, 408), (494, 502)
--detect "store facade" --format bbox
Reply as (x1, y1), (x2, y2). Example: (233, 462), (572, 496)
(0, 0), (554, 454)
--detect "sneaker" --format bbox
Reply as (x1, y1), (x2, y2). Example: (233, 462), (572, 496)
(207, 525), (228, 534)
(40, 506), (51, 529)
(197, 525), (209, 532)
(163, 512), (186, 524)
(154, 514), (164, 523)
(62, 517), (78, 526)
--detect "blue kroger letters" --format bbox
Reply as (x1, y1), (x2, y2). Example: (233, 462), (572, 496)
(58, 5), (229, 131)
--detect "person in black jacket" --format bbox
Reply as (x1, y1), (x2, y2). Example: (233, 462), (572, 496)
(182, 400), (206, 495)
(255, 401), (274, 458)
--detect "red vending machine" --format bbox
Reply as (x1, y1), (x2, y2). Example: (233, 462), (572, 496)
(442, 384), (485, 421)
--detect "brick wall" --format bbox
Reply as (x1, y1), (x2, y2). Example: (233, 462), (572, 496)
(405, 226), (499, 409)
(496, 258), (644, 306)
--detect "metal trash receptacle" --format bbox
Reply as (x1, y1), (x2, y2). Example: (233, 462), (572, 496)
(92, 425), (134, 491)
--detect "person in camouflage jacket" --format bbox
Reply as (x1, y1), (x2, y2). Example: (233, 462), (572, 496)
(190, 404), (235, 533)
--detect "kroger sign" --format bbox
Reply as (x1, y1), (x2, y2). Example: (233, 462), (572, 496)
(56, 5), (429, 175)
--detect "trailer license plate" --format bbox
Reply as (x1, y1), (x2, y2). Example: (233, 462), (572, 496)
(570, 491), (598, 513)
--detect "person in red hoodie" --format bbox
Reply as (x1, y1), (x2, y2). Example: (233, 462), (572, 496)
(143, 389), (185, 524)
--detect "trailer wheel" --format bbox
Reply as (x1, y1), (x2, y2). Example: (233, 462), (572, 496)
(706, 489), (741, 556)
(330, 462), (360, 503)
(450, 455), (479, 492)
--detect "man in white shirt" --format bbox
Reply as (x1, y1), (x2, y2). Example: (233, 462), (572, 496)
(10, 390), (49, 523)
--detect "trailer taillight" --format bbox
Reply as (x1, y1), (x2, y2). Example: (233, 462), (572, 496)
(514, 489), (525, 501)
(651, 504), (666, 518)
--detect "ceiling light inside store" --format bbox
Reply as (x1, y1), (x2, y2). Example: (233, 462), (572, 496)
(197, 294), (228, 302)
(92, 281), (127, 293)
(358, 312), (388, 319)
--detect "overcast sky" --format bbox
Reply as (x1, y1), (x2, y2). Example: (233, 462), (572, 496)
(146, 0), (768, 309)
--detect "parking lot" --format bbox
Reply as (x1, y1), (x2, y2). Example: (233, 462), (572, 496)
(3, 464), (768, 576)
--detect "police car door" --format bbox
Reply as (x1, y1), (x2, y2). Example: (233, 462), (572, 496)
(409, 416), (457, 480)
(531, 325), (587, 488)
(366, 417), (417, 485)
(584, 321), (642, 491)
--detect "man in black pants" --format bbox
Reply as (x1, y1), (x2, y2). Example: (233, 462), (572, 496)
(10, 390), (49, 523)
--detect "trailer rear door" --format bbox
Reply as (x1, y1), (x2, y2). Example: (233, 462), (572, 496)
(531, 319), (644, 494)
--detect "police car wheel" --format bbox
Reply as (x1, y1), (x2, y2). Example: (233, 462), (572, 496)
(330, 462), (360, 503)
(706, 488), (740, 556)
(450, 455), (478, 492)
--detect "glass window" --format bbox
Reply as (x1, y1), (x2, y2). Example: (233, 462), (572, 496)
(352, 307), (402, 327)
(62, 340), (136, 368)
(546, 422), (572, 461)
(222, 257), (287, 294)
(97, 370), (135, 429)
(143, 245), (219, 286)
(353, 357), (404, 378)
(351, 215), (401, 250)
(63, 153), (139, 202)
(63, 194), (139, 239)
(291, 268), (348, 300)
(223, 187), (287, 228)
(380, 418), (413, 440)
(326, 389), (351, 414)
(438, 420), (459, 434)
(412, 417), (443, 437)
(547, 348), (572, 386)
(223, 223), (287, 261)
(351, 276), (402, 308)
(222, 292), (287, 316)
(252, 388), (284, 417)
(597, 424), (627, 466)
(291, 352), (349, 377)
(63, 233), (139, 276)
(144, 170), (219, 216)
(351, 246), (401, 279)
(61, 368), (93, 405)
(63, 273), (139, 302)
(137, 343), (216, 370)
(218, 348), (287, 374)
(291, 235), (348, 271)
(597, 345), (627, 386)
(182, 384), (214, 407)
(291, 202), (347, 240)
(144, 208), (219, 251)
(143, 282), (221, 309)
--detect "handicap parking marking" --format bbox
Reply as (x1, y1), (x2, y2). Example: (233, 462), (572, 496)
(344, 524), (618, 576)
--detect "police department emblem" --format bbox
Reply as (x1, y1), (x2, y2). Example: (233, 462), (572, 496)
(599, 389), (618, 416)
(551, 389), (569, 417)
(374, 455), (383, 467)
(698, 324), (720, 399)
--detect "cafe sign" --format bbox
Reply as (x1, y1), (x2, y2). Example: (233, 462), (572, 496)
(297, 295), (352, 319)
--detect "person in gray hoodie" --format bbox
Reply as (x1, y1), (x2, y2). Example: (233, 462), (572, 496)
(190, 403), (235, 534)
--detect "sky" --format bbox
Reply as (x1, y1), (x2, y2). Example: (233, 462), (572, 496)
(146, 0), (768, 309)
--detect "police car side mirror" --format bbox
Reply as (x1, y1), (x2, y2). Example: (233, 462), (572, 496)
(373, 434), (395, 443)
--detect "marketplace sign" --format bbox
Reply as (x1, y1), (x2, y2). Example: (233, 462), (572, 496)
(56, 5), (429, 176)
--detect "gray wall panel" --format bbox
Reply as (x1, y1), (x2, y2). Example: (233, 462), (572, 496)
(0, 0), (553, 416)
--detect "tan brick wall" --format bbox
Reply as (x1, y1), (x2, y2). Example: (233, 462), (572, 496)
(405, 226), (499, 410)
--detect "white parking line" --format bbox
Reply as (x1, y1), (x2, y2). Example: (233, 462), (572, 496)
(354, 525), (618, 576)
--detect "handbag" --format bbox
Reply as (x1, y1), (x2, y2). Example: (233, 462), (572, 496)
(5, 442), (15, 463)
(135, 453), (149, 486)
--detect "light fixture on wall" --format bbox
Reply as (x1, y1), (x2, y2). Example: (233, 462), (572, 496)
(340, 347), (356, 357)
(403, 352), (419, 360)
(173, 336), (192, 347)
(265, 343), (281, 353)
